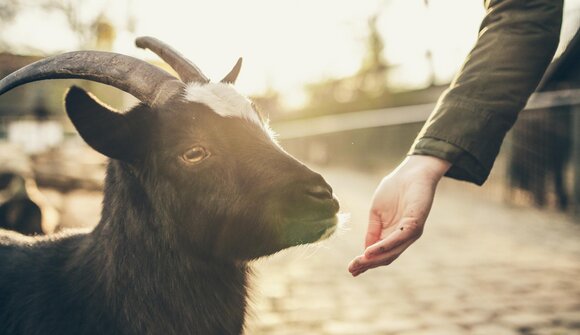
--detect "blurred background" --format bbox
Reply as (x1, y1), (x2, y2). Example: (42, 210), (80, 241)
(0, 1), (579, 334)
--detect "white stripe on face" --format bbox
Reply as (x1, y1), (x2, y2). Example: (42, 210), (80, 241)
(183, 82), (261, 125)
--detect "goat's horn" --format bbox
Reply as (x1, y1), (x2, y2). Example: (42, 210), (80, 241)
(0, 51), (184, 107)
(135, 36), (210, 84)
(221, 58), (243, 84)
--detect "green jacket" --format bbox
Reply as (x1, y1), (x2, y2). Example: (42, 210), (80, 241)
(410, 0), (563, 185)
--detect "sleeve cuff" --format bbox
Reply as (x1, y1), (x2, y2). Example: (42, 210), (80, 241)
(410, 137), (490, 186)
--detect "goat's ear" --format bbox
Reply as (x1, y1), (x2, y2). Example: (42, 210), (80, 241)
(65, 86), (139, 161)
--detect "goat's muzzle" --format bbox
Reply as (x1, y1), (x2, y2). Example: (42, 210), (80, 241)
(277, 173), (340, 246)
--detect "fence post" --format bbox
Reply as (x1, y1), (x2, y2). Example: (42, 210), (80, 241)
(573, 105), (580, 219)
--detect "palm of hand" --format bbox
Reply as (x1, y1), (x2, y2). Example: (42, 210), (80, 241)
(348, 171), (436, 276)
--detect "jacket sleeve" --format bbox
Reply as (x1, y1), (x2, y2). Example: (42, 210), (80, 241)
(409, 0), (563, 185)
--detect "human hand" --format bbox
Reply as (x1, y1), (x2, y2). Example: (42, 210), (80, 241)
(348, 155), (451, 276)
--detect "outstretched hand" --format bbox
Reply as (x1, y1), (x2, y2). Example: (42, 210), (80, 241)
(348, 155), (451, 276)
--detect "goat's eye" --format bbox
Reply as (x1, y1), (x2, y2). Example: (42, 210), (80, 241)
(181, 146), (209, 164)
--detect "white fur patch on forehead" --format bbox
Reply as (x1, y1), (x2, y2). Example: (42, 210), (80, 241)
(183, 82), (261, 125)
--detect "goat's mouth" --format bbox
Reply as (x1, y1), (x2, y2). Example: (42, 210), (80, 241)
(308, 215), (338, 237)
(312, 216), (339, 241)
(282, 212), (339, 246)
(266, 190), (340, 249)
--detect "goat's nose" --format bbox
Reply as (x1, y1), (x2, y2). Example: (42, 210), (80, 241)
(306, 184), (333, 200)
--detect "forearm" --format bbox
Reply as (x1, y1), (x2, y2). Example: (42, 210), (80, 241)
(397, 155), (451, 182)
(410, 0), (563, 185)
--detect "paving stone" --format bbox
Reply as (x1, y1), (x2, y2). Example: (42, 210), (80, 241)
(470, 324), (519, 335)
(369, 317), (420, 333)
(397, 325), (465, 335)
(553, 310), (580, 329)
(259, 325), (320, 335)
(251, 312), (284, 328)
(533, 326), (579, 335)
(449, 310), (491, 327)
(499, 312), (552, 329)
(335, 305), (377, 322)
(417, 313), (457, 328)
(321, 320), (384, 335)
(284, 308), (338, 324)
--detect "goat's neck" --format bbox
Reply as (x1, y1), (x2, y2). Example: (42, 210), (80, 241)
(88, 162), (249, 333)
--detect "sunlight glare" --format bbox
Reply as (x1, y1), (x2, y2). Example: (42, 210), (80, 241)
(2, 0), (486, 108)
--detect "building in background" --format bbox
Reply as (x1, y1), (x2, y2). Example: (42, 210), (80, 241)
(0, 16), (125, 153)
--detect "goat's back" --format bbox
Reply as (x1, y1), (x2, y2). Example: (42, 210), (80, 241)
(0, 230), (116, 335)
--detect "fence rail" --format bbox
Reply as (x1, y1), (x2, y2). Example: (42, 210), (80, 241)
(273, 88), (580, 140)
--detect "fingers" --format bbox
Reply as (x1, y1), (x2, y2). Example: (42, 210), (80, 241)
(349, 241), (410, 276)
(365, 208), (402, 249)
(364, 218), (422, 258)
(364, 211), (383, 248)
(364, 176), (397, 248)
(347, 256), (366, 275)
(348, 218), (423, 276)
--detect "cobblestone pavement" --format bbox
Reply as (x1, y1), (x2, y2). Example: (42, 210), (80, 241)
(244, 167), (580, 335)
(52, 167), (580, 335)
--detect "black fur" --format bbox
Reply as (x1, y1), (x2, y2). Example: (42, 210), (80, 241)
(0, 86), (339, 334)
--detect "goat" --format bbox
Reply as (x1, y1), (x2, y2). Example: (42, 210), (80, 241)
(0, 149), (59, 236)
(0, 36), (340, 335)
(0, 172), (44, 235)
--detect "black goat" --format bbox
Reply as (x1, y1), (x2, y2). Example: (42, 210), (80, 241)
(0, 171), (59, 236)
(0, 172), (43, 235)
(0, 37), (339, 335)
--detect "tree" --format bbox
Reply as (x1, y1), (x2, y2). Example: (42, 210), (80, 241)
(0, 0), (130, 53)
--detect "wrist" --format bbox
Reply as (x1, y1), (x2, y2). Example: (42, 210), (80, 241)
(399, 155), (451, 181)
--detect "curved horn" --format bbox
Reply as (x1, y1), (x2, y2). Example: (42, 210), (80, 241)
(0, 51), (184, 107)
(135, 36), (210, 84)
(221, 57), (243, 84)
